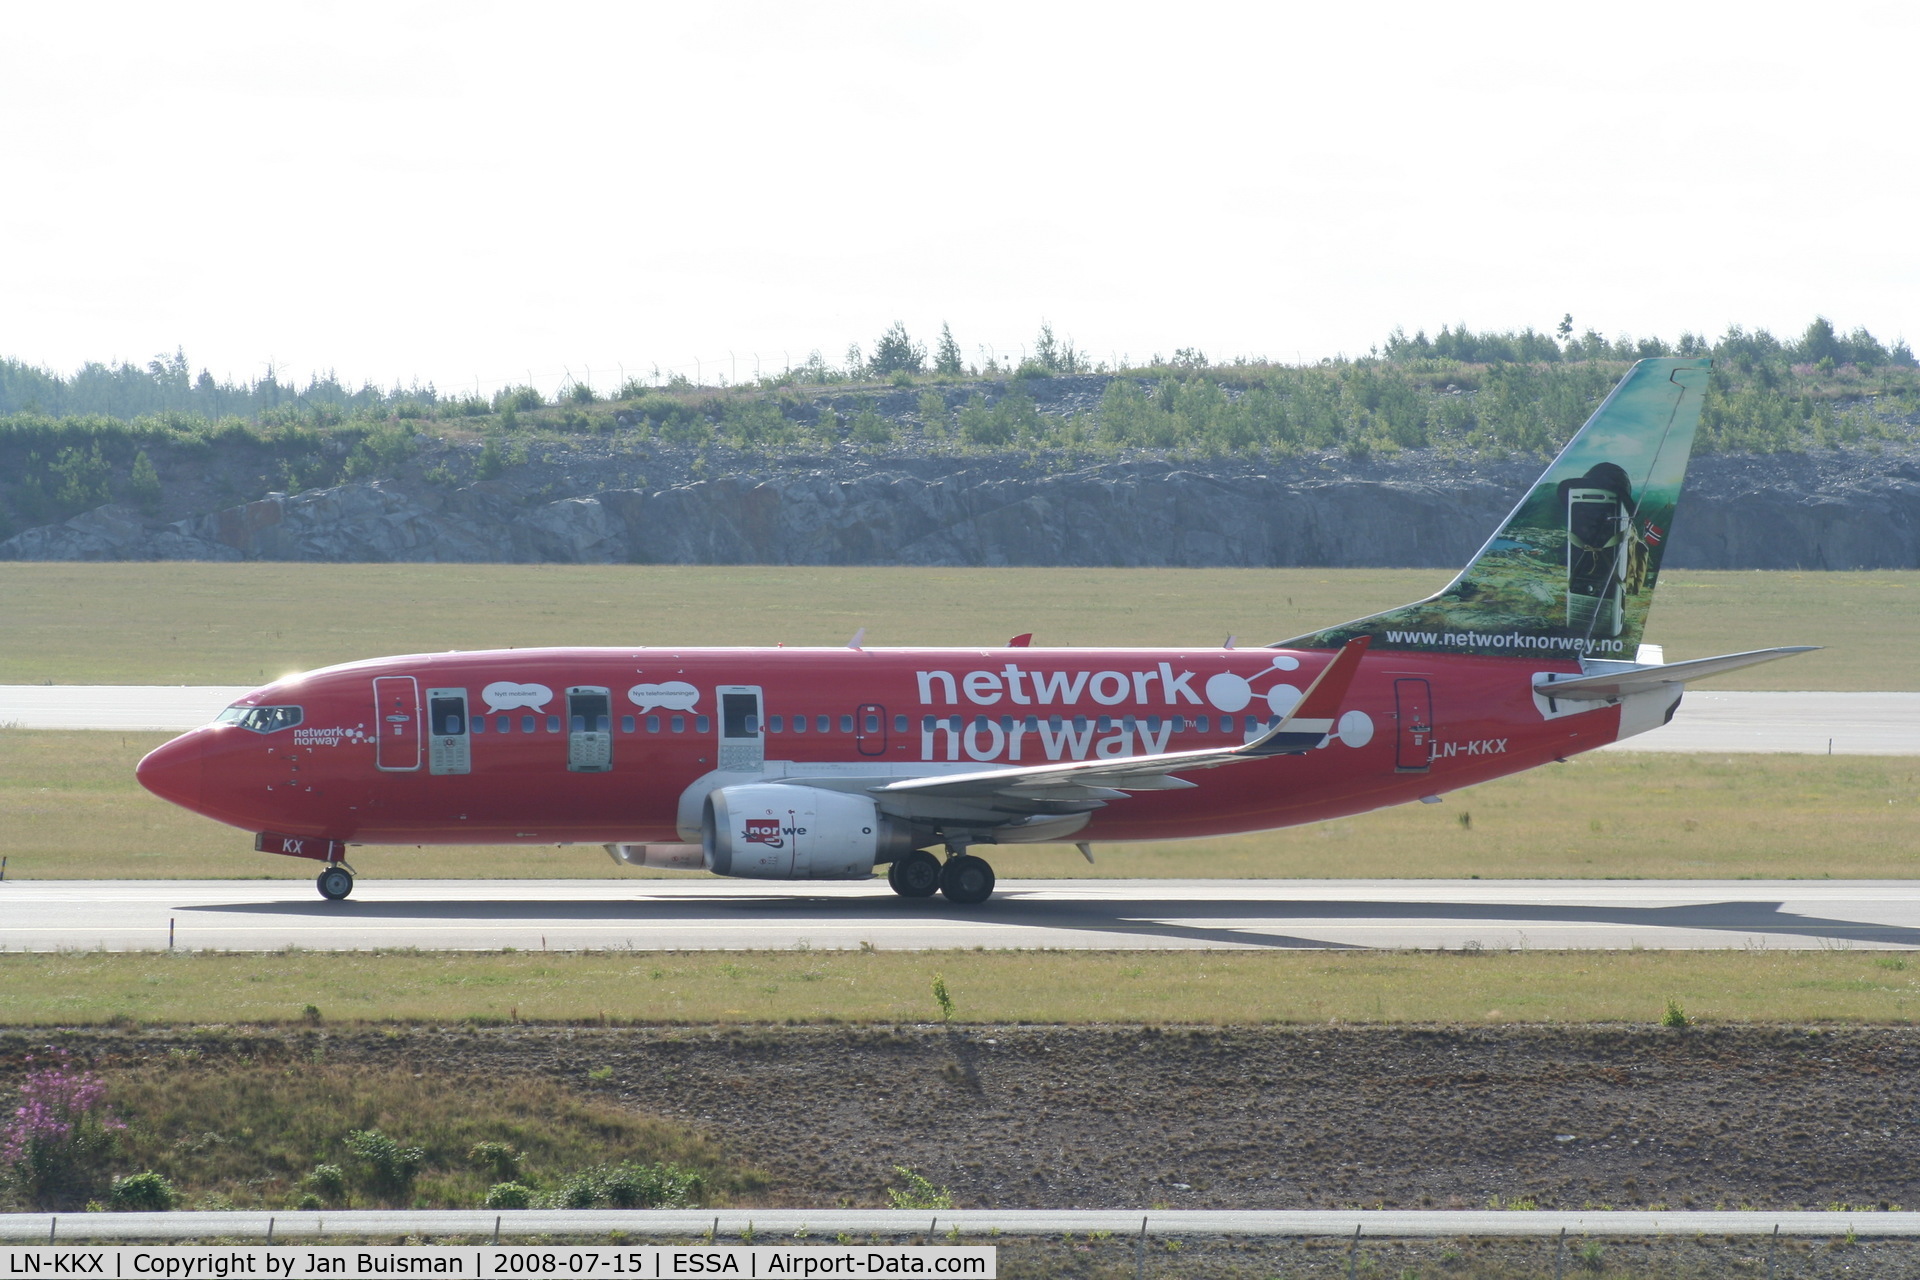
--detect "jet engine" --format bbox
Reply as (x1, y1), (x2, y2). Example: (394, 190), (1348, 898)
(703, 783), (915, 879)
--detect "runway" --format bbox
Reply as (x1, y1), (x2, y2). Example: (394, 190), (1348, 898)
(7, 877), (1920, 951)
(2, 686), (1914, 753)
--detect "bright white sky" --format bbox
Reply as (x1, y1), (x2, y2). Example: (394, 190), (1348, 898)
(4, 1), (1915, 397)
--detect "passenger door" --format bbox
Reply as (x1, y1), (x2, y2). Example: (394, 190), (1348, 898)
(717, 685), (764, 772)
(1394, 678), (1433, 773)
(373, 676), (421, 771)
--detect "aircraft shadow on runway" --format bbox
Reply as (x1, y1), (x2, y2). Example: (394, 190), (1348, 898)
(182, 891), (1920, 950)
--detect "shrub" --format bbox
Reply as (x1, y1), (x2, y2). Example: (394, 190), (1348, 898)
(127, 450), (162, 512)
(546, 1162), (704, 1209)
(568, 382), (595, 405)
(0, 1057), (123, 1209)
(492, 386), (544, 414)
(468, 1141), (521, 1182)
(301, 1163), (347, 1204)
(484, 1181), (534, 1210)
(885, 1166), (953, 1211)
(848, 408), (893, 446)
(1661, 998), (1692, 1029)
(109, 1171), (177, 1212)
(343, 1129), (424, 1204)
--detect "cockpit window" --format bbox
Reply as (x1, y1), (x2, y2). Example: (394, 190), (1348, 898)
(217, 704), (304, 733)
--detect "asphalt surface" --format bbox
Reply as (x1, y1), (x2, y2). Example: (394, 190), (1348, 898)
(2, 686), (1914, 753)
(3, 1208), (1914, 1240)
(7, 877), (1920, 951)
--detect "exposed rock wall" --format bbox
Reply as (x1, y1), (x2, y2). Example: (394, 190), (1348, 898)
(5, 456), (1918, 569)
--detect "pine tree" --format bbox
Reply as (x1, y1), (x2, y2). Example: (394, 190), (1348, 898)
(127, 450), (162, 513)
(934, 323), (964, 376)
(869, 322), (925, 376)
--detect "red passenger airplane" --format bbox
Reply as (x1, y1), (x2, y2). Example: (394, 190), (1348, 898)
(137, 358), (1811, 903)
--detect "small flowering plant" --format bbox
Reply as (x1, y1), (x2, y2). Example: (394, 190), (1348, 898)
(1, 1052), (124, 1210)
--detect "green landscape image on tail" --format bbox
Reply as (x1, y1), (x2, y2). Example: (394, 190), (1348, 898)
(1294, 357), (1711, 658)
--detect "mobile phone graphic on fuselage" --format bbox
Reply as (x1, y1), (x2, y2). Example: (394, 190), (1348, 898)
(566, 686), (613, 772)
(1565, 486), (1627, 636)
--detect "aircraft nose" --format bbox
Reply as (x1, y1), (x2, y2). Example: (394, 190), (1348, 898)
(136, 731), (207, 812)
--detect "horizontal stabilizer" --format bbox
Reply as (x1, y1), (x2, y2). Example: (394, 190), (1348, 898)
(1533, 646), (1819, 701)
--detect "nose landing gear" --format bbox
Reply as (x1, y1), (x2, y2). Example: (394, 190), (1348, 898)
(316, 864), (355, 901)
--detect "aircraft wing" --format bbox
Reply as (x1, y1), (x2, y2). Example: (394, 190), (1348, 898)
(873, 637), (1370, 802)
(1532, 645), (1819, 701)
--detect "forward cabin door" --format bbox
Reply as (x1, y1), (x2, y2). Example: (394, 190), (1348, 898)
(1394, 678), (1433, 773)
(717, 685), (764, 773)
(373, 676), (422, 771)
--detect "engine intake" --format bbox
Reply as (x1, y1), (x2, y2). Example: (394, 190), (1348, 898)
(703, 783), (914, 879)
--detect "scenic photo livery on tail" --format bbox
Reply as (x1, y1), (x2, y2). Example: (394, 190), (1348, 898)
(137, 358), (1814, 904)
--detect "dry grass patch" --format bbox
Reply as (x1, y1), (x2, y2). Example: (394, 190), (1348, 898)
(0, 563), (1911, 689)
(6, 949), (1920, 1026)
(4, 731), (1914, 881)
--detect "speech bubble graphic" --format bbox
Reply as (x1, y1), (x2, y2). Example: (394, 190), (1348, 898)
(628, 681), (699, 713)
(482, 681), (553, 713)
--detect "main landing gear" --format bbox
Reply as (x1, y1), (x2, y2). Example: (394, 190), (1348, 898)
(316, 864), (355, 901)
(887, 848), (996, 906)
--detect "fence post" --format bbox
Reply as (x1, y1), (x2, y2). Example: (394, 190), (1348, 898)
(1136, 1215), (1147, 1280)
(1554, 1227), (1565, 1280)
(1767, 1222), (1778, 1279)
(1348, 1223), (1361, 1280)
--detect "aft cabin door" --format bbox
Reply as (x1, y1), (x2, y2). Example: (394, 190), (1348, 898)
(373, 676), (421, 771)
(1394, 678), (1433, 773)
(717, 685), (764, 773)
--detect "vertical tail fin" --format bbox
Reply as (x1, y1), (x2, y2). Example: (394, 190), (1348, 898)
(1287, 357), (1711, 659)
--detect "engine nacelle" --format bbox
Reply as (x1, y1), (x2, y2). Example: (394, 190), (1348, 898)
(703, 783), (914, 880)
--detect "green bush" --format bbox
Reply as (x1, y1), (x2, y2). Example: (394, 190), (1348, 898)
(885, 1166), (953, 1210)
(545, 1162), (704, 1209)
(109, 1171), (177, 1212)
(301, 1163), (347, 1204)
(343, 1129), (424, 1204)
(484, 1181), (534, 1210)
(468, 1141), (521, 1182)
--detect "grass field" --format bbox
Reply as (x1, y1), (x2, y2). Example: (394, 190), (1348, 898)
(3, 948), (1920, 1026)
(0, 564), (1912, 689)
(3, 729), (1915, 881)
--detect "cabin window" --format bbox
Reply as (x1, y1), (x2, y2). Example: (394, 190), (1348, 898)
(767, 715), (782, 732)
(646, 715), (660, 733)
(670, 715), (685, 733)
(998, 715), (1012, 732)
(1121, 716), (1135, 731)
(864, 713), (880, 733)
(894, 714), (908, 732)
(921, 715), (935, 731)
(696, 715), (711, 732)
(1073, 716), (1088, 731)
(1024, 716), (1039, 731)
(1148, 716), (1163, 731)
(791, 715), (806, 734)
(471, 717), (485, 735)
(621, 715), (635, 734)
(839, 714), (853, 733)
(1048, 716), (1063, 730)
(521, 715), (536, 734)
(1097, 716), (1112, 732)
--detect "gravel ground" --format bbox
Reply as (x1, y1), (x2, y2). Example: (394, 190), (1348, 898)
(18, 1023), (1920, 1215)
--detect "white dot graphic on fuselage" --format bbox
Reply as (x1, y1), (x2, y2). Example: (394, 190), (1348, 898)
(1205, 655), (1304, 711)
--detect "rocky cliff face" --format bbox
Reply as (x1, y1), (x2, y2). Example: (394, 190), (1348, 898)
(5, 452), (1918, 570)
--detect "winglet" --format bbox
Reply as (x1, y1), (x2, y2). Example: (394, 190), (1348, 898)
(1008, 633), (1033, 648)
(847, 627), (866, 650)
(1244, 636), (1371, 755)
